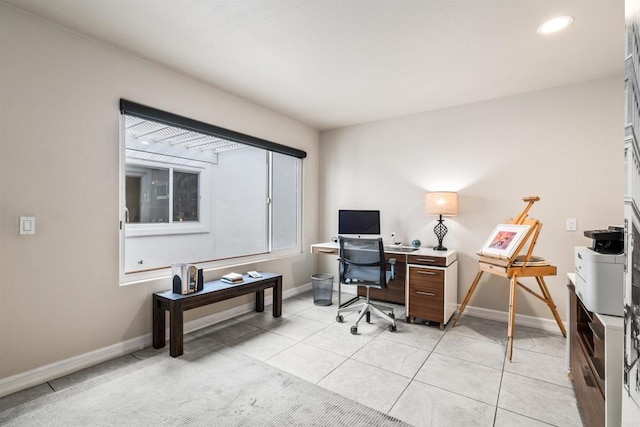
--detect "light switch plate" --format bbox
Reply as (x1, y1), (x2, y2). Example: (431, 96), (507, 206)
(20, 216), (35, 235)
(566, 218), (577, 232)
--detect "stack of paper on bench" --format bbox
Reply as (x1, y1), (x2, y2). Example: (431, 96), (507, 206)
(222, 272), (244, 284)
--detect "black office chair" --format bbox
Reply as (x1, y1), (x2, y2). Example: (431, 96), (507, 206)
(336, 236), (397, 334)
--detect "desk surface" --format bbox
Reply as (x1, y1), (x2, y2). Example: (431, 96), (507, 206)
(311, 241), (457, 265)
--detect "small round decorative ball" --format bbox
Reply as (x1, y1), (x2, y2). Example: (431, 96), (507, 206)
(411, 239), (421, 248)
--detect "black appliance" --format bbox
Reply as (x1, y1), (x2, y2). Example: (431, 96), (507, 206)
(583, 226), (624, 254)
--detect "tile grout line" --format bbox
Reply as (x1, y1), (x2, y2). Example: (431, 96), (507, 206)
(383, 319), (453, 417)
(491, 338), (509, 426)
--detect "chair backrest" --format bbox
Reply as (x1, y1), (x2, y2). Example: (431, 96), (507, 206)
(338, 236), (389, 288)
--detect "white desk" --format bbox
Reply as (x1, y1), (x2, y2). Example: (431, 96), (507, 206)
(311, 242), (458, 328)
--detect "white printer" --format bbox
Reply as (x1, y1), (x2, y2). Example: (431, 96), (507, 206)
(574, 227), (624, 316)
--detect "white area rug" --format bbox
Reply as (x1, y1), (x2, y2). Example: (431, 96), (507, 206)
(0, 338), (409, 426)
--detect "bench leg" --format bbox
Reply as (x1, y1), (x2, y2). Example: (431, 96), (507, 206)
(169, 301), (184, 358)
(256, 290), (265, 312)
(153, 297), (165, 349)
(273, 277), (282, 317)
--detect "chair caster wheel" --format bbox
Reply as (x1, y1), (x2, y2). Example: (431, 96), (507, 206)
(350, 326), (358, 335)
(388, 324), (397, 332)
(389, 313), (395, 319)
(336, 315), (344, 323)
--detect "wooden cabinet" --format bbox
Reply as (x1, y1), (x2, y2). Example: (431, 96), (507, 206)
(568, 280), (623, 427)
(406, 253), (458, 329)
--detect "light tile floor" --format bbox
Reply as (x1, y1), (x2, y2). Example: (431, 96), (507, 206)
(235, 290), (583, 427)
(1, 290), (583, 426)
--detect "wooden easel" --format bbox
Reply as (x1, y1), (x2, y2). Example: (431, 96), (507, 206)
(451, 196), (567, 361)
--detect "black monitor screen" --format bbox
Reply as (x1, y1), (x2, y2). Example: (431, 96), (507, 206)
(338, 210), (381, 235)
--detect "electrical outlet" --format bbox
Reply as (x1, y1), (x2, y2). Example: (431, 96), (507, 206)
(566, 218), (577, 232)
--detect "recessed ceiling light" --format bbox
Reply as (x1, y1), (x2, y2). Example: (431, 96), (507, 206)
(537, 15), (574, 35)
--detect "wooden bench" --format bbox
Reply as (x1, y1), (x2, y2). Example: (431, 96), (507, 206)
(153, 272), (282, 357)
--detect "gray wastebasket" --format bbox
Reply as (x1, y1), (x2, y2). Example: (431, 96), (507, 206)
(311, 274), (334, 306)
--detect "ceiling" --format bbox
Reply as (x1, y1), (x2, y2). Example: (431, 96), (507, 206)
(3, 0), (625, 130)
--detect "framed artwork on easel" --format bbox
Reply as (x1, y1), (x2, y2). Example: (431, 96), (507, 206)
(478, 224), (531, 259)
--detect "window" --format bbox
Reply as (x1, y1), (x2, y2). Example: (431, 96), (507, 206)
(125, 166), (199, 224)
(173, 170), (199, 222)
(119, 100), (306, 282)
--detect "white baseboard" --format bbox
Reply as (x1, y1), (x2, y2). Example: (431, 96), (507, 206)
(333, 283), (566, 335)
(459, 305), (567, 335)
(0, 284), (312, 399)
(0, 334), (151, 399)
(182, 283), (312, 334)
(333, 283), (568, 335)
(327, 281), (566, 334)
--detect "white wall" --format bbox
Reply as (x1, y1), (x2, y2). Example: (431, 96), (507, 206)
(319, 77), (624, 322)
(0, 4), (319, 380)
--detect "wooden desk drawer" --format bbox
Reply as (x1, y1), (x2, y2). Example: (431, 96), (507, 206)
(408, 266), (445, 288)
(408, 254), (446, 267)
(406, 258), (456, 329)
(408, 282), (444, 320)
(571, 332), (605, 427)
(312, 246), (338, 255)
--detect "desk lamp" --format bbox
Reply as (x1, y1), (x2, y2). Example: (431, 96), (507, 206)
(425, 192), (458, 251)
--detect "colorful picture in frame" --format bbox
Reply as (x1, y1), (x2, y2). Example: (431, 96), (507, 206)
(479, 224), (531, 259)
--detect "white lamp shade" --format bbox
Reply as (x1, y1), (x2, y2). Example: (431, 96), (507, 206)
(425, 192), (458, 216)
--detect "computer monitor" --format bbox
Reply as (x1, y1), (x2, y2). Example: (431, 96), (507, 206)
(338, 210), (381, 236)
